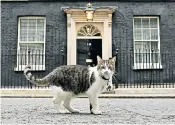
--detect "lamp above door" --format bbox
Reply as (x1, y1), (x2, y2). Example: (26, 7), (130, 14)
(85, 3), (95, 21)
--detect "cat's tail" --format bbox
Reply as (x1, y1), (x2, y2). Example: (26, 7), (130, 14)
(24, 65), (48, 86)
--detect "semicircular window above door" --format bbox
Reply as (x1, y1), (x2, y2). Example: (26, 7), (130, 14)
(77, 24), (101, 37)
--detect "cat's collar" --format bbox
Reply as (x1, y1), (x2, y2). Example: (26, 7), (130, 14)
(101, 76), (110, 81)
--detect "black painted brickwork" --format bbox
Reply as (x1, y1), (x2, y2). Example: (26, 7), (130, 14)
(1, 1), (175, 87)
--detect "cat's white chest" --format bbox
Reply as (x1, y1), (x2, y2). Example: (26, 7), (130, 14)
(86, 78), (107, 95)
(86, 67), (107, 95)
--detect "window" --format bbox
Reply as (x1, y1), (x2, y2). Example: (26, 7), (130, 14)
(133, 16), (162, 69)
(77, 24), (101, 39)
(15, 17), (46, 71)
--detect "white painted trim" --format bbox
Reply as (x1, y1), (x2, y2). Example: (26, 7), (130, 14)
(16, 17), (46, 71)
(134, 16), (159, 18)
(77, 24), (102, 37)
(77, 37), (102, 39)
(71, 20), (76, 65)
(14, 65), (45, 71)
(19, 41), (45, 43)
(133, 16), (161, 67)
(133, 63), (162, 70)
(64, 8), (115, 65)
(134, 40), (159, 41)
(103, 20), (108, 60)
(108, 14), (112, 58)
(67, 14), (71, 65)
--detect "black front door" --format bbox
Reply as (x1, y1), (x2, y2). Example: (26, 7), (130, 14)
(77, 39), (102, 66)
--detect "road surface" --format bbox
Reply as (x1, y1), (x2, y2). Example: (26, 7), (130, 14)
(1, 98), (175, 124)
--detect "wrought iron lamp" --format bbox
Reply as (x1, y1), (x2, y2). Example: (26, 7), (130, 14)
(85, 3), (95, 21)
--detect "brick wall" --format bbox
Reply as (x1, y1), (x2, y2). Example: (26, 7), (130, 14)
(1, 1), (175, 87)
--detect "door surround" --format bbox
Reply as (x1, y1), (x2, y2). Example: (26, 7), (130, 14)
(62, 4), (117, 65)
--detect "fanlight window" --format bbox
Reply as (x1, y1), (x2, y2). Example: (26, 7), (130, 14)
(77, 25), (101, 37)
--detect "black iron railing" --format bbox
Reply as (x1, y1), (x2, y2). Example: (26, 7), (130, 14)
(1, 49), (175, 89)
(113, 49), (175, 88)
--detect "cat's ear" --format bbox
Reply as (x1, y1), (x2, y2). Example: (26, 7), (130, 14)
(110, 56), (116, 62)
(97, 55), (102, 63)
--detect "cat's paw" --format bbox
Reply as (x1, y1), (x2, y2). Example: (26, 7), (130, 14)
(91, 110), (102, 115)
(71, 109), (80, 113)
(106, 84), (114, 91)
(56, 110), (66, 114)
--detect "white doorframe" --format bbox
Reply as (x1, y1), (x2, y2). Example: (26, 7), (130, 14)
(63, 8), (116, 65)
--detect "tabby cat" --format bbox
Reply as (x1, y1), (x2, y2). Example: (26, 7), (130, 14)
(24, 56), (116, 115)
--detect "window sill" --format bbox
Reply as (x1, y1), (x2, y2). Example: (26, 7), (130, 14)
(133, 63), (162, 70)
(14, 65), (45, 71)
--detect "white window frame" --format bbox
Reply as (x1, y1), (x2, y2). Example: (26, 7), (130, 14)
(15, 16), (46, 71)
(133, 16), (162, 69)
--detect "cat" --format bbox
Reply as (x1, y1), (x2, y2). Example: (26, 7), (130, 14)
(24, 56), (116, 115)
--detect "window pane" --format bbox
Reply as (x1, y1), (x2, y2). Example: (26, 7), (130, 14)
(143, 53), (150, 63)
(28, 19), (36, 29)
(150, 18), (158, 28)
(34, 54), (44, 65)
(77, 25), (101, 37)
(19, 44), (28, 65)
(27, 43), (43, 51)
(20, 30), (27, 41)
(152, 53), (158, 63)
(142, 41), (150, 52)
(151, 29), (158, 40)
(37, 19), (44, 29)
(19, 43), (28, 53)
(20, 19), (28, 30)
(135, 41), (151, 63)
(135, 53), (142, 63)
(143, 29), (150, 40)
(135, 42), (142, 63)
(28, 29), (36, 41)
(37, 30), (44, 41)
(151, 41), (158, 51)
(19, 43), (43, 52)
(20, 18), (45, 42)
(135, 41), (142, 51)
(134, 18), (141, 28)
(18, 54), (27, 65)
(142, 18), (149, 28)
(143, 42), (150, 63)
(92, 29), (101, 36)
(19, 43), (44, 65)
(134, 29), (142, 40)
(151, 41), (158, 63)
(28, 44), (44, 65)
(135, 41), (159, 63)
